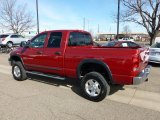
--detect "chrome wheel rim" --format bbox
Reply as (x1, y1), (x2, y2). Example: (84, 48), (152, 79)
(7, 43), (13, 48)
(13, 66), (21, 78)
(85, 79), (101, 97)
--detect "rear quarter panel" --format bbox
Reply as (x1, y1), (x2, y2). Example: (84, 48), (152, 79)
(64, 46), (139, 84)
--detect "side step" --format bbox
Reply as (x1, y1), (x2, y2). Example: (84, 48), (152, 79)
(26, 71), (66, 80)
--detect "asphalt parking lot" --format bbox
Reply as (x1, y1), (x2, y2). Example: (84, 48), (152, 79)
(0, 53), (160, 120)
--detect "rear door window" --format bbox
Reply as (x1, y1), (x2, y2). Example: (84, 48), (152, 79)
(47, 32), (62, 48)
(11, 35), (19, 38)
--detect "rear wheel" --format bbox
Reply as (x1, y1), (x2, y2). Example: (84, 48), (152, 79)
(81, 72), (110, 102)
(12, 61), (27, 81)
(7, 42), (13, 48)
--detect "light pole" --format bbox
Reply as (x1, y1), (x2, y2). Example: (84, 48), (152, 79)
(98, 24), (99, 33)
(87, 19), (89, 31)
(83, 17), (85, 30)
(36, 0), (39, 34)
(117, 0), (120, 40)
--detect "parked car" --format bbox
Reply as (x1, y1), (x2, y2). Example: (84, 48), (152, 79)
(9, 30), (151, 101)
(154, 37), (160, 43)
(0, 34), (9, 46)
(149, 42), (160, 64)
(118, 37), (135, 42)
(102, 41), (141, 47)
(0, 34), (27, 47)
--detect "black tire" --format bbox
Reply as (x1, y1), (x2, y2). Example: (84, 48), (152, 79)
(7, 42), (13, 48)
(81, 72), (110, 102)
(12, 61), (27, 81)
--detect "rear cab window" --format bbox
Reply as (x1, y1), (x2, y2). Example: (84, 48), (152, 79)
(68, 32), (92, 46)
(120, 42), (140, 47)
(106, 42), (117, 47)
(121, 43), (128, 47)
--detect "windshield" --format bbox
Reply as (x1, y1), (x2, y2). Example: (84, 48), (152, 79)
(151, 43), (160, 48)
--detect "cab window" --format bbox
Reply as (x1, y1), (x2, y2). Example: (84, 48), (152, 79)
(30, 33), (47, 48)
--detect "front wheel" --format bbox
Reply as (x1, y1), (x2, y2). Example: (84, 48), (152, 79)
(81, 72), (110, 102)
(12, 61), (27, 81)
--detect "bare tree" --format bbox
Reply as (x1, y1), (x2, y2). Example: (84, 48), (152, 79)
(123, 25), (131, 35)
(121, 0), (160, 45)
(0, 0), (34, 34)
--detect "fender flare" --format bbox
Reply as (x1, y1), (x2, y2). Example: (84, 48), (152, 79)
(77, 59), (114, 84)
(9, 55), (25, 67)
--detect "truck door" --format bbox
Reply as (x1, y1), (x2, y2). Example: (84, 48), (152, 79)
(40, 32), (64, 76)
(21, 33), (47, 71)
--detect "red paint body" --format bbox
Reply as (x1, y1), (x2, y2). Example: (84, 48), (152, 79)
(10, 30), (149, 85)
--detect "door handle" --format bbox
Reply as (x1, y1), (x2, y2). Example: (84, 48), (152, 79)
(36, 51), (43, 54)
(55, 51), (61, 55)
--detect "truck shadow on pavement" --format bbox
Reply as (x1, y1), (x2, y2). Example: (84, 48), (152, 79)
(27, 74), (125, 99)
(149, 63), (160, 67)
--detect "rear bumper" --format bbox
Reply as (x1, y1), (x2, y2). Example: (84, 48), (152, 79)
(0, 44), (7, 47)
(133, 65), (151, 85)
(149, 56), (160, 64)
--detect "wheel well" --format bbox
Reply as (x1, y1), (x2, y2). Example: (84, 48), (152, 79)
(10, 56), (22, 66)
(79, 63), (112, 84)
(7, 41), (13, 44)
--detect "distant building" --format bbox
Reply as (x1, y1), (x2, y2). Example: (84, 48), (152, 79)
(96, 32), (149, 41)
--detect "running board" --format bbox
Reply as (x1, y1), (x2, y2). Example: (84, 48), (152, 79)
(26, 71), (66, 80)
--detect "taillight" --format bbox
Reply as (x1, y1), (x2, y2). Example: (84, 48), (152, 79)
(2, 38), (6, 41)
(132, 55), (139, 71)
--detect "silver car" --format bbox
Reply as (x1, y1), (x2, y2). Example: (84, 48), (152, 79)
(149, 42), (160, 63)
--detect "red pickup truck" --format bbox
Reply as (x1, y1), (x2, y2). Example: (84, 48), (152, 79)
(9, 30), (151, 101)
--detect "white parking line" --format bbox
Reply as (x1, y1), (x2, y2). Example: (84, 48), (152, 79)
(107, 87), (160, 112)
(0, 64), (160, 112)
(0, 64), (11, 75)
(0, 64), (11, 69)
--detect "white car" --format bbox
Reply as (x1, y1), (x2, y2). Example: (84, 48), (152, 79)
(149, 42), (160, 64)
(0, 34), (27, 47)
(118, 37), (135, 42)
(154, 37), (160, 43)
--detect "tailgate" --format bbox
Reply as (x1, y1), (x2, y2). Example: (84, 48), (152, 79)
(135, 47), (149, 75)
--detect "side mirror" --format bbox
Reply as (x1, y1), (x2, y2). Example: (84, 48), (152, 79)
(20, 40), (31, 48)
(20, 41), (27, 47)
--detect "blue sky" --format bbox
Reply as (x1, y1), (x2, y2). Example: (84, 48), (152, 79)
(20, 0), (145, 34)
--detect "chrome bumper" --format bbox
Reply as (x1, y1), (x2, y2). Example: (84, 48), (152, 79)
(133, 65), (151, 85)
